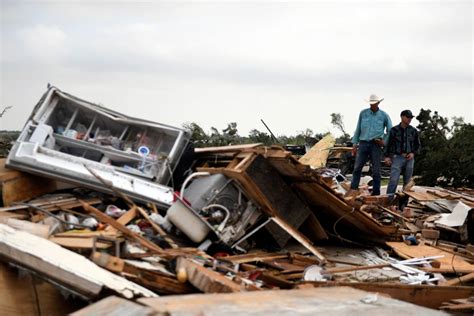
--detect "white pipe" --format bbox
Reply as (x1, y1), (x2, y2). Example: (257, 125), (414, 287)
(180, 171), (210, 198)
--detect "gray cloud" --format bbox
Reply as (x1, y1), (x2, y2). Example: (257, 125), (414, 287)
(1, 0), (472, 135)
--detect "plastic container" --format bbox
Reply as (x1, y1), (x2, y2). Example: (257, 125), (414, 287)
(166, 199), (210, 243)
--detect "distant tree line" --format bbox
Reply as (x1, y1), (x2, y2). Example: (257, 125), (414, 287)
(1, 107), (472, 187)
(183, 110), (474, 188)
(182, 122), (326, 148)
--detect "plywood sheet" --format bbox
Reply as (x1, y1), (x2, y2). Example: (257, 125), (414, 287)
(139, 286), (442, 315)
(299, 134), (335, 168)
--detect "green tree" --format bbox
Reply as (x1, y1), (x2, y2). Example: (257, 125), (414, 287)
(415, 109), (473, 187)
(247, 129), (273, 145)
(330, 113), (351, 144)
(182, 122), (209, 147)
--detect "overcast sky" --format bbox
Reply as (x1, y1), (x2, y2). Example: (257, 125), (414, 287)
(1, 0), (472, 138)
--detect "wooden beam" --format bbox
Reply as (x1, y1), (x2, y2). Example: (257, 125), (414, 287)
(91, 252), (195, 295)
(0, 262), (83, 315)
(71, 296), (155, 316)
(195, 144), (262, 154)
(176, 257), (243, 293)
(271, 216), (327, 264)
(441, 272), (474, 286)
(324, 263), (390, 274)
(301, 281), (474, 309)
(0, 159), (58, 206)
(49, 237), (112, 249)
(222, 252), (288, 264)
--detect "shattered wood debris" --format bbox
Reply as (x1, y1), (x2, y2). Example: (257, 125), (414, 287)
(1, 87), (473, 315)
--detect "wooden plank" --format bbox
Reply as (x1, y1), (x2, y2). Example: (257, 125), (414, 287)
(91, 252), (194, 295)
(222, 252), (288, 264)
(0, 262), (83, 316)
(0, 218), (50, 238)
(0, 228), (102, 297)
(195, 144), (262, 154)
(53, 230), (118, 238)
(1, 172), (57, 206)
(440, 272), (474, 286)
(257, 271), (294, 289)
(0, 223), (157, 299)
(299, 134), (335, 168)
(302, 281), (474, 309)
(91, 252), (125, 273)
(241, 155), (312, 247)
(176, 257), (243, 293)
(49, 236), (112, 249)
(440, 302), (474, 312)
(324, 263), (390, 274)
(386, 242), (474, 273)
(261, 259), (305, 273)
(71, 296), (154, 316)
(271, 217), (326, 264)
(0, 159), (22, 181)
(124, 265), (196, 295)
(289, 253), (322, 266)
(403, 191), (442, 201)
(295, 182), (396, 237)
(139, 286), (441, 314)
(105, 205), (137, 234)
(80, 200), (166, 256)
(0, 212), (28, 220)
(0, 197), (101, 213)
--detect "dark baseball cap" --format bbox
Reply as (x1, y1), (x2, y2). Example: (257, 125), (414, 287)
(401, 110), (414, 118)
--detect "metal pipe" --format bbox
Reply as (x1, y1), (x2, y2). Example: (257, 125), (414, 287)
(180, 171), (210, 198)
(202, 204), (231, 232)
(231, 217), (272, 248)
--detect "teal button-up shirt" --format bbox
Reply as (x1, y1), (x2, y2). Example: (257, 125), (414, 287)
(351, 108), (392, 145)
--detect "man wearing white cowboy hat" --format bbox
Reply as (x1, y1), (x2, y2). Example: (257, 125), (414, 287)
(349, 94), (392, 196)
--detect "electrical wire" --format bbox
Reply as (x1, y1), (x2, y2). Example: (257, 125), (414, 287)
(331, 207), (367, 247)
(165, 158), (175, 191)
(451, 249), (463, 285)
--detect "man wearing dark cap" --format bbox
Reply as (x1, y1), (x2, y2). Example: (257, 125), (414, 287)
(384, 110), (421, 195)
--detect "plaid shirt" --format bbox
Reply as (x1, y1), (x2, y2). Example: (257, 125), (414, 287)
(385, 124), (421, 156)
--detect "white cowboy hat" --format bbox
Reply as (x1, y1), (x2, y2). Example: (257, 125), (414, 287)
(365, 94), (384, 104)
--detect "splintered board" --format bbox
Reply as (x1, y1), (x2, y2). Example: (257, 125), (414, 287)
(386, 242), (474, 273)
(299, 134), (335, 168)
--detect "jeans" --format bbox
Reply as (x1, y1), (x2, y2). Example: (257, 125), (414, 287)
(350, 141), (383, 195)
(386, 154), (415, 195)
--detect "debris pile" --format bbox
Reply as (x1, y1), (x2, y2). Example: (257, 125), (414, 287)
(0, 87), (473, 315)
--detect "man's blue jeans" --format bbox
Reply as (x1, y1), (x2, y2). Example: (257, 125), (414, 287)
(386, 154), (414, 195)
(350, 141), (382, 195)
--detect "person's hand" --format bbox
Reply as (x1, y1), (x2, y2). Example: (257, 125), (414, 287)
(374, 139), (385, 147)
(406, 153), (414, 160)
(351, 145), (357, 156)
(384, 157), (392, 166)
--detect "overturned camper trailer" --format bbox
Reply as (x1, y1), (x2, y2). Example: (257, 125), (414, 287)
(7, 86), (190, 208)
